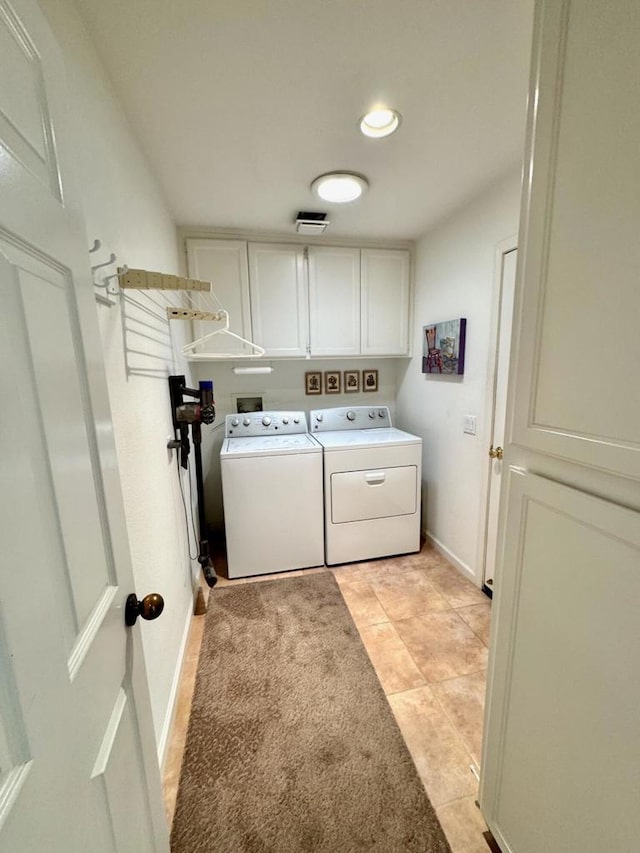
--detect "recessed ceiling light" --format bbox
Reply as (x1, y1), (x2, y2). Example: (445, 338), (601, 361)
(359, 108), (401, 138)
(310, 172), (369, 204)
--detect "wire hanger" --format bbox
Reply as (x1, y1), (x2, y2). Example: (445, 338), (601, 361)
(182, 309), (265, 359)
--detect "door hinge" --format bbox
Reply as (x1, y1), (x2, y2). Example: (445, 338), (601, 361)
(303, 246), (309, 260)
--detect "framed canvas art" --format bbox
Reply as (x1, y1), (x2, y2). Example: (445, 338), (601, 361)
(422, 318), (467, 375)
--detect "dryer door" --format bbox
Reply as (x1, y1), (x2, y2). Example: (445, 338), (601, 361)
(331, 466), (417, 523)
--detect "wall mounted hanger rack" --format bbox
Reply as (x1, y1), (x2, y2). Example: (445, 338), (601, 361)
(87, 240), (265, 358)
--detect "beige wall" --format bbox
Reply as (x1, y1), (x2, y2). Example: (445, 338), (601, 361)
(395, 170), (522, 583)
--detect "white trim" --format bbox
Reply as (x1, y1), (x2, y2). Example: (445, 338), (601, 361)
(157, 597), (194, 769)
(425, 530), (477, 585)
(475, 235), (518, 590)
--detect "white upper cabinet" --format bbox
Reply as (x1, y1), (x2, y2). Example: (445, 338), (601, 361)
(185, 239), (252, 355)
(308, 246), (361, 356)
(248, 243), (308, 357)
(184, 238), (411, 358)
(361, 249), (410, 356)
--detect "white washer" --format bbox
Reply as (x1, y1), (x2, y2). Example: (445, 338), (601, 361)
(220, 411), (324, 578)
(310, 406), (422, 566)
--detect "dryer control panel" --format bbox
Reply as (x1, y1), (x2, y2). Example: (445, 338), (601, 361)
(310, 406), (392, 432)
(225, 411), (309, 437)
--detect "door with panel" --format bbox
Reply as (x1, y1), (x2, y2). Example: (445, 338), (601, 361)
(308, 246), (360, 356)
(480, 1), (640, 851)
(248, 243), (308, 357)
(482, 246), (517, 592)
(0, 1), (168, 850)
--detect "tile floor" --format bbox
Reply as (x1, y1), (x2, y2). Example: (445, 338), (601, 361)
(163, 542), (492, 852)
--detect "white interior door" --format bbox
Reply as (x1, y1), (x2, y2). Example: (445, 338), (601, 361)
(482, 247), (517, 591)
(0, 1), (169, 850)
(480, 1), (640, 850)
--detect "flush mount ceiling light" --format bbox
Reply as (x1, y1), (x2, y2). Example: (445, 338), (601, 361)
(311, 172), (368, 204)
(359, 108), (402, 139)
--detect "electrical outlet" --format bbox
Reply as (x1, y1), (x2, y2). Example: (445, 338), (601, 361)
(463, 414), (477, 435)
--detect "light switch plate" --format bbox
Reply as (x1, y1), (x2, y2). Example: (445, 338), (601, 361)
(463, 414), (477, 435)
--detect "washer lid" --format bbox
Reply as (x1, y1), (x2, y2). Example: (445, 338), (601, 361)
(311, 428), (421, 450)
(221, 433), (322, 458)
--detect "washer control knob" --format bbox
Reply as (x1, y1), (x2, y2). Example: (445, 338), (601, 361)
(243, 418), (251, 426)
(282, 417), (289, 425)
(262, 416), (272, 426)
(346, 410), (356, 421)
(316, 413), (323, 422)
(378, 410), (386, 418)
(369, 411), (376, 419)
(293, 417), (300, 424)
(231, 418), (239, 427)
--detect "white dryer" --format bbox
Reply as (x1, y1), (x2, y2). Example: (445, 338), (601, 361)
(220, 411), (324, 578)
(310, 406), (422, 566)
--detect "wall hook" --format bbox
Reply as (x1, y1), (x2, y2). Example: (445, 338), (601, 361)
(88, 238), (102, 254)
(91, 252), (117, 274)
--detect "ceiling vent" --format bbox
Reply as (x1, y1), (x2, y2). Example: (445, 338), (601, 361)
(295, 211), (330, 235)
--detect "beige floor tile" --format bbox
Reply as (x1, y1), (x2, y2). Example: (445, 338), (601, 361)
(358, 622), (426, 694)
(394, 611), (488, 683)
(432, 671), (487, 766)
(436, 797), (489, 853)
(370, 569), (450, 620)
(428, 566), (489, 608)
(388, 686), (478, 807)
(338, 579), (389, 627)
(456, 603), (492, 646)
(332, 559), (393, 586)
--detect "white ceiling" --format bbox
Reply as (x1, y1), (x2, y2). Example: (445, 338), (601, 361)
(74, 0), (533, 240)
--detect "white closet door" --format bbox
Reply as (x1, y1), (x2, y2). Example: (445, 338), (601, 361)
(248, 243), (308, 357)
(361, 249), (410, 356)
(308, 246), (360, 356)
(185, 239), (252, 355)
(0, 1), (168, 850)
(480, 1), (640, 851)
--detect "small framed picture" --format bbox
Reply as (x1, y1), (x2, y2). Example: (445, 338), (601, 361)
(305, 371), (322, 395)
(324, 371), (341, 394)
(343, 370), (360, 393)
(363, 369), (378, 392)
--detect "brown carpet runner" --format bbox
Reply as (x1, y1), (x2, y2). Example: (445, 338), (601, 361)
(171, 572), (451, 852)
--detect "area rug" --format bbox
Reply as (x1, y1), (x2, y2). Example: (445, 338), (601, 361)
(171, 572), (451, 852)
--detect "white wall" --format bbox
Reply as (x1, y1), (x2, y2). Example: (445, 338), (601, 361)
(192, 358), (398, 537)
(41, 0), (197, 763)
(395, 170), (522, 583)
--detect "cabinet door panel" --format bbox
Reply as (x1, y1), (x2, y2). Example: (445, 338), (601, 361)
(248, 244), (307, 357)
(185, 239), (252, 355)
(361, 249), (410, 356)
(308, 247), (360, 356)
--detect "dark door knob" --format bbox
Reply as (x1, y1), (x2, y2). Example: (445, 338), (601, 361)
(125, 593), (165, 626)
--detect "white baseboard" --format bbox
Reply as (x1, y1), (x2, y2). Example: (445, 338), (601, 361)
(157, 598), (194, 769)
(425, 530), (479, 586)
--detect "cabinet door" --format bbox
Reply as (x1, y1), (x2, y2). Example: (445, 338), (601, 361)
(185, 239), (252, 355)
(361, 249), (410, 355)
(248, 243), (308, 357)
(308, 247), (361, 356)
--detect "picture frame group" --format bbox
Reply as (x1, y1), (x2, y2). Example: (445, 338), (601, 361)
(305, 369), (379, 395)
